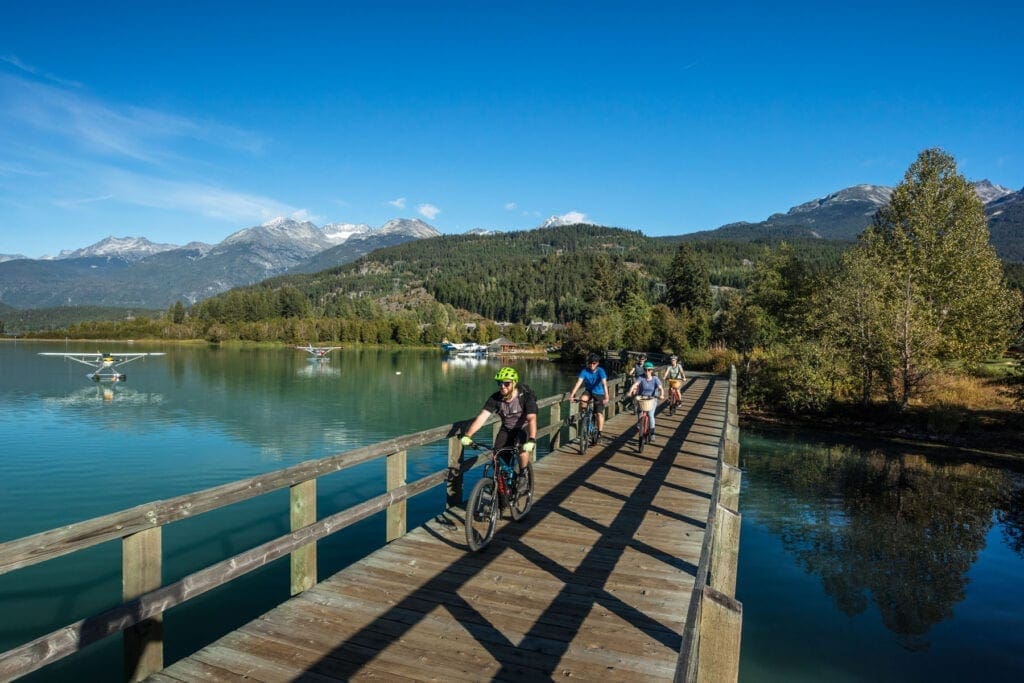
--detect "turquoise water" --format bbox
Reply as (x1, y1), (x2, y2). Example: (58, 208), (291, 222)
(738, 429), (1024, 682)
(0, 342), (577, 681)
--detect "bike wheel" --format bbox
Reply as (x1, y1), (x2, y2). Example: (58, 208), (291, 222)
(510, 463), (534, 520)
(637, 416), (645, 453)
(465, 477), (498, 551)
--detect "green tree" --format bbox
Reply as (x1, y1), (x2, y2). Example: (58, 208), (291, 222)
(839, 148), (1022, 408)
(665, 243), (712, 314)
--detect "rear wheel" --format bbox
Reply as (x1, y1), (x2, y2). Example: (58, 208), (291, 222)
(510, 464), (534, 520)
(465, 477), (498, 551)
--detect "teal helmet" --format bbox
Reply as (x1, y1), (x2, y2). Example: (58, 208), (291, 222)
(643, 361), (655, 369)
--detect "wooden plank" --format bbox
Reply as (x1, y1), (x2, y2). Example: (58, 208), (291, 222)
(710, 505), (741, 598)
(290, 478), (317, 595)
(696, 586), (742, 683)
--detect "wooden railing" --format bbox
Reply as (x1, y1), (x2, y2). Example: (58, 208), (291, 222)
(0, 376), (636, 681)
(674, 364), (743, 683)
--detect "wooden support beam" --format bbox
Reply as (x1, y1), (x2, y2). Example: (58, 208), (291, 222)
(720, 464), (741, 511)
(549, 403), (561, 452)
(289, 479), (317, 596)
(386, 450), (407, 541)
(696, 585), (743, 683)
(710, 504), (741, 598)
(446, 436), (463, 509)
(122, 527), (162, 682)
(568, 400), (579, 444)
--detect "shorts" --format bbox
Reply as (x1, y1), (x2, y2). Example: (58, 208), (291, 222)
(581, 392), (607, 409)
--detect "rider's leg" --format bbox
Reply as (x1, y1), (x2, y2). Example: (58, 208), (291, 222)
(595, 396), (605, 433)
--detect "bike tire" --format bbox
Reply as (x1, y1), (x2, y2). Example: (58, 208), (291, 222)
(638, 416), (645, 453)
(510, 463), (534, 521)
(465, 477), (498, 551)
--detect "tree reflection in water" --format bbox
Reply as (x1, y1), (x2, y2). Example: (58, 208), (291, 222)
(744, 435), (1024, 649)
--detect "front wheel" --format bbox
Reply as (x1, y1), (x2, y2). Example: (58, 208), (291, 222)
(637, 416), (646, 453)
(466, 477), (498, 551)
(510, 463), (534, 520)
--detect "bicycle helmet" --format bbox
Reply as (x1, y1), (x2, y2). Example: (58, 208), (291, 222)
(670, 355), (678, 361)
(587, 353), (601, 364)
(494, 367), (519, 383)
(643, 361), (655, 369)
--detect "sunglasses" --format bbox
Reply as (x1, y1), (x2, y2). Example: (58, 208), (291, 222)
(498, 381), (513, 387)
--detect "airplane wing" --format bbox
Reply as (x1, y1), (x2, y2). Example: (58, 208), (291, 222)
(39, 352), (166, 367)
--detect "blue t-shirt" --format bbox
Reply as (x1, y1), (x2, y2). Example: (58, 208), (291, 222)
(577, 366), (608, 395)
(634, 375), (662, 397)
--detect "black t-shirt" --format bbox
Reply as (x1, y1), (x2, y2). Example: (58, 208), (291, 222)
(483, 389), (538, 431)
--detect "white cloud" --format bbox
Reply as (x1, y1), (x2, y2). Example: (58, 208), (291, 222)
(417, 203), (440, 220)
(558, 210), (589, 223)
(102, 169), (298, 223)
(504, 202), (517, 211)
(388, 197), (407, 209)
(289, 208), (321, 223)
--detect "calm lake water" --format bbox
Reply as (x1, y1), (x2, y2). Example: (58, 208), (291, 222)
(3, 342), (1023, 681)
(738, 429), (1024, 682)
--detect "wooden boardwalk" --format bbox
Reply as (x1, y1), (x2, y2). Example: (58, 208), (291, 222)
(151, 376), (730, 682)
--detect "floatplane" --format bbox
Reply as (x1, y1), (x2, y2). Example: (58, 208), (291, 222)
(295, 343), (342, 360)
(39, 351), (166, 382)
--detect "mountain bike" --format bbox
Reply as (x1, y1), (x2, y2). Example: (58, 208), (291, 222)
(667, 379), (683, 416)
(463, 441), (535, 552)
(572, 397), (599, 454)
(631, 395), (657, 453)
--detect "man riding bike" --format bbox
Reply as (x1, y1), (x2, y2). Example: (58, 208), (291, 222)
(460, 367), (537, 486)
(568, 352), (610, 442)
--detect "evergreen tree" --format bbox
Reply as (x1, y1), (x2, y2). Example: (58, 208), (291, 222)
(834, 148), (1022, 408)
(665, 243), (712, 314)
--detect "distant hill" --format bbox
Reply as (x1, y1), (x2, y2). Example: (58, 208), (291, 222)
(986, 188), (1024, 262)
(0, 218), (439, 309)
(288, 219), (440, 274)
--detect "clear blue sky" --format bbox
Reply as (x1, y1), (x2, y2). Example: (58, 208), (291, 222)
(2, 1), (1022, 258)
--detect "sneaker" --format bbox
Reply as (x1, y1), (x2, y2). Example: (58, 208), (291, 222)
(649, 435), (656, 444)
(516, 472), (530, 490)
(596, 431), (602, 442)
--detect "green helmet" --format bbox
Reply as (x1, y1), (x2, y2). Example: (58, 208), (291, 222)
(494, 367), (519, 382)
(643, 361), (655, 369)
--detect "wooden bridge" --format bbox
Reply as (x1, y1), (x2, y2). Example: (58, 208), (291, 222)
(0, 369), (742, 682)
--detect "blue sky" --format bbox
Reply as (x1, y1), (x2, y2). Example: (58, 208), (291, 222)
(2, 1), (1022, 258)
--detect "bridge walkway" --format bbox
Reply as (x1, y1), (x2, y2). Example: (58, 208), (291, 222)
(151, 376), (729, 681)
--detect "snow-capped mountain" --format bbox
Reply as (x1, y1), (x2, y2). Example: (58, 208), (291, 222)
(0, 253), (27, 263)
(56, 236), (180, 262)
(972, 179), (1014, 204)
(323, 222), (372, 243)
(376, 218), (441, 239)
(786, 184), (893, 217)
(539, 214), (592, 229)
(465, 228), (499, 236)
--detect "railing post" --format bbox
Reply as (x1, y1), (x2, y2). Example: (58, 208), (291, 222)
(549, 402), (561, 451)
(720, 463), (741, 511)
(568, 400), (579, 444)
(290, 479), (317, 595)
(710, 504), (741, 597)
(447, 435), (463, 508)
(386, 450), (407, 541)
(696, 585), (743, 683)
(122, 527), (162, 681)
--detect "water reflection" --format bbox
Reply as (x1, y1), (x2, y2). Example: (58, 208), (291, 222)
(743, 434), (1024, 647)
(295, 359), (342, 378)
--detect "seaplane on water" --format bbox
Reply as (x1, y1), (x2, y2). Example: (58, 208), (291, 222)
(295, 343), (342, 360)
(440, 340), (487, 356)
(39, 351), (166, 382)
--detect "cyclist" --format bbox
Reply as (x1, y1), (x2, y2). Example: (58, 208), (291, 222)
(568, 352), (609, 441)
(460, 367), (537, 485)
(663, 355), (687, 406)
(631, 353), (648, 382)
(628, 361), (664, 443)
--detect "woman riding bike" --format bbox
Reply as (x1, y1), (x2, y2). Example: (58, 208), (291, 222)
(568, 352), (609, 442)
(628, 361), (664, 444)
(663, 355), (686, 412)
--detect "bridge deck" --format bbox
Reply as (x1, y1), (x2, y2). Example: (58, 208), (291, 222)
(152, 377), (728, 682)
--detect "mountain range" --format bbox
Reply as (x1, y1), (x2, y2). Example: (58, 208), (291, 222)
(0, 218), (439, 309)
(1, 182), (1022, 311)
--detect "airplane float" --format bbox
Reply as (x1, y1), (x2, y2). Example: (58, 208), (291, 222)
(295, 343), (342, 360)
(39, 351), (166, 382)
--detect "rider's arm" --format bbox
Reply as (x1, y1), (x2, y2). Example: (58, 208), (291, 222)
(568, 377), (583, 400)
(462, 409), (492, 440)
